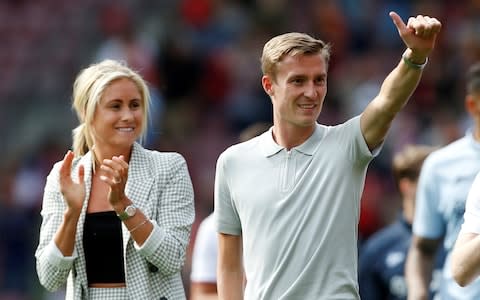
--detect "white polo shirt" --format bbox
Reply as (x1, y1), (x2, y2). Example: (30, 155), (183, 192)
(215, 116), (378, 299)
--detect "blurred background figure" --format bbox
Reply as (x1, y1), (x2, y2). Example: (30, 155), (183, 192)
(93, 2), (164, 147)
(406, 61), (480, 300)
(359, 144), (444, 300)
(189, 122), (270, 300)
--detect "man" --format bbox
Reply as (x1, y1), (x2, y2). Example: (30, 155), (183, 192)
(407, 62), (480, 299)
(359, 145), (443, 300)
(215, 12), (441, 299)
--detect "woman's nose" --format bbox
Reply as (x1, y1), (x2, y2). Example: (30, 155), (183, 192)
(121, 108), (134, 121)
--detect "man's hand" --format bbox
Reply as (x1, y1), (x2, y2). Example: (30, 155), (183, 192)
(389, 11), (442, 62)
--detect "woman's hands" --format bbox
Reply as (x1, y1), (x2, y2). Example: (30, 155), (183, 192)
(59, 150), (130, 213)
(99, 155), (130, 208)
(59, 151), (85, 215)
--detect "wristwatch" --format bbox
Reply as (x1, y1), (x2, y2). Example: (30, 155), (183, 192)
(117, 204), (137, 221)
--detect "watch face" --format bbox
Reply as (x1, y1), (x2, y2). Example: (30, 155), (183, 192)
(125, 205), (136, 217)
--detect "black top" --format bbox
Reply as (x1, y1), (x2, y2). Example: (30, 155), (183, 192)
(83, 211), (126, 284)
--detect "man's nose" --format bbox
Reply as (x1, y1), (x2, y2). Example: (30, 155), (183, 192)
(303, 82), (318, 98)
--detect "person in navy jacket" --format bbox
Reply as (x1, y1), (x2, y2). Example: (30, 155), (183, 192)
(359, 145), (444, 300)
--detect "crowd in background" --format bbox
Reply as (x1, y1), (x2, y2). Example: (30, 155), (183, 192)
(0, 0), (479, 299)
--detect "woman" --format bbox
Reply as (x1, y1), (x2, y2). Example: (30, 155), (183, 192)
(35, 59), (195, 299)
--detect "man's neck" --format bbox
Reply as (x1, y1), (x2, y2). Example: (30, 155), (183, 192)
(272, 124), (315, 150)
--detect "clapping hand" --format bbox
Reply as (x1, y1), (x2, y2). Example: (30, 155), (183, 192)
(99, 155), (129, 208)
(59, 150), (85, 214)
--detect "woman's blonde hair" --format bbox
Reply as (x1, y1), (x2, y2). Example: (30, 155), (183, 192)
(71, 59), (151, 157)
(261, 32), (331, 80)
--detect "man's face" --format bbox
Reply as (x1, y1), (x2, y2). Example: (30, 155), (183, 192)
(263, 53), (327, 129)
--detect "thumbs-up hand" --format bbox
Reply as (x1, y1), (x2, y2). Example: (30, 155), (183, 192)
(389, 11), (442, 63)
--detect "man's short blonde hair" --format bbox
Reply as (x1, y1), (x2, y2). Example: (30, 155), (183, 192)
(261, 32), (331, 79)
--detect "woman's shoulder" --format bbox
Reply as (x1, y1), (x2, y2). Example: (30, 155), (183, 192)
(138, 147), (187, 170)
(145, 149), (185, 161)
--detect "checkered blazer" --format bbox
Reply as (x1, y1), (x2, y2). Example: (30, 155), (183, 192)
(35, 143), (195, 299)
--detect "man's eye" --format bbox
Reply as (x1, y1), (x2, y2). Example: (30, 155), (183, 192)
(292, 78), (303, 84)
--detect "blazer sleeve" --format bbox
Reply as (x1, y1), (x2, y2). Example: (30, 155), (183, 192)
(35, 162), (75, 291)
(135, 152), (195, 275)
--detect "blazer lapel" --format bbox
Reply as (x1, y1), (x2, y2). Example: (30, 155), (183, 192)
(122, 143), (155, 245)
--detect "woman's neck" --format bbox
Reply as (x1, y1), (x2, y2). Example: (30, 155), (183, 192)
(93, 144), (132, 165)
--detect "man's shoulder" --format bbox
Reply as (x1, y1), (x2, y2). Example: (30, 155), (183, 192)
(423, 135), (473, 166)
(220, 135), (264, 160)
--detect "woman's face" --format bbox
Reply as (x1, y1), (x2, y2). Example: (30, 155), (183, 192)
(91, 77), (144, 153)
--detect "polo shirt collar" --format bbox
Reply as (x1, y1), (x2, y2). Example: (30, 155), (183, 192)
(261, 123), (324, 157)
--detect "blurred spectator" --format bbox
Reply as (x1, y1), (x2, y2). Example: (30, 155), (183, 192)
(359, 144), (444, 300)
(189, 122), (271, 300)
(94, 2), (159, 86)
(94, 2), (164, 147)
(406, 62), (480, 300)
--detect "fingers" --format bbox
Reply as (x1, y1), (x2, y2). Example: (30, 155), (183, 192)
(78, 164), (85, 185)
(406, 14), (442, 39)
(59, 151), (85, 206)
(99, 156), (129, 186)
(59, 151), (74, 182)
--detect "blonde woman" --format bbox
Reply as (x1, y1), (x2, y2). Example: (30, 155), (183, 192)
(35, 60), (195, 299)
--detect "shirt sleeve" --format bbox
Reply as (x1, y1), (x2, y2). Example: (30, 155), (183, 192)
(412, 155), (445, 239)
(190, 215), (218, 282)
(46, 241), (77, 268)
(214, 151), (242, 235)
(461, 172), (480, 233)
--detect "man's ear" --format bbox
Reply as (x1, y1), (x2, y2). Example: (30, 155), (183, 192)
(262, 75), (274, 96)
(466, 95), (479, 115)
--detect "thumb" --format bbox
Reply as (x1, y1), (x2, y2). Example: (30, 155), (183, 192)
(389, 11), (407, 33)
